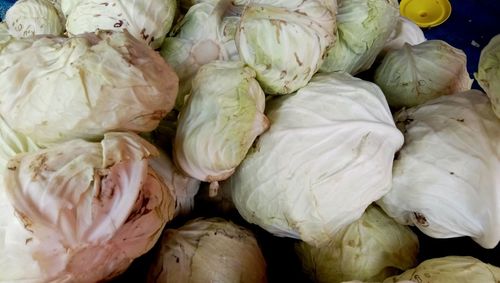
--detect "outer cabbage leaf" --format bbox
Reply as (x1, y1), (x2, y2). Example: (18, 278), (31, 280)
(236, 0), (336, 94)
(147, 217), (267, 283)
(174, 61), (268, 184)
(0, 132), (175, 282)
(60, 0), (81, 16)
(0, 30), (178, 146)
(383, 257), (500, 283)
(475, 34), (500, 119)
(5, 0), (64, 38)
(225, 72), (404, 246)
(160, 0), (241, 109)
(295, 205), (419, 283)
(380, 16), (426, 56)
(0, 116), (39, 173)
(374, 40), (473, 109)
(378, 90), (500, 249)
(320, 0), (399, 74)
(0, 22), (12, 56)
(65, 0), (176, 48)
(150, 150), (200, 217)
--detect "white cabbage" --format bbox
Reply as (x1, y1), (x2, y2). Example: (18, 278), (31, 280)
(5, 0), (64, 38)
(374, 40), (473, 109)
(378, 90), (500, 249)
(383, 257), (500, 283)
(65, 0), (177, 48)
(174, 61), (268, 185)
(295, 205), (419, 283)
(225, 72), (404, 246)
(0, 132), (176, 282)
(475, 34), (500, 119)
(0, 30), (178, 146)
(147, 217), (267, 283)
(160, 0), (241, 109)
(380, 16), (426, 56)
(236, 0), (336, 94)
(320, 0), (399, 74)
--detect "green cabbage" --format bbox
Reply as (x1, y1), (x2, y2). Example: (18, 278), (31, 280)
(384, 257), (500, 283)
(378, 90), (500, 249)
(296, 205), (419, 283)
(237, 0), (336, 94)
(374, 40), (473, 109)
(147, 217), (267, 283)
(174, 61), (268, 185)
(224, 72), (403, 246)
(5, 0), (64, 38)
(0, 132), (175, 282)
(320, 0), (399, 74)
(160, 0), (241, 109)
(475, 34), (500, 119)
(0, 30), (178, 145)
(65, 0), (177, 48)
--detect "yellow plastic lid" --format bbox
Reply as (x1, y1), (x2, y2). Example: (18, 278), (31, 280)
(400, 0), (452, 28)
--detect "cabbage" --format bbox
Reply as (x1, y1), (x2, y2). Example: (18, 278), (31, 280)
(295, 205), (419, 283)
(0, 132), (175, 282)
(225, 72), (403, 246)
(5, 0), (64, 38)
(147, 217), (267, 283)
(0, 30), (178, 146)
(65, 0), (177, 48)
(380, 16), (426, 56)
(320, 0), (399, 74)
(383, 257), (500, 283)
(160, 0), (241, 109)
(236, 0), (336, 94)
(475, 34), (500, 119)
(374, 40), (473, 109)
(174, 61), (268, 186)
(378, 90), (500, 249)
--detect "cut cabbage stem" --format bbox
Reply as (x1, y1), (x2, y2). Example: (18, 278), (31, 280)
(209, 181), (220, 197)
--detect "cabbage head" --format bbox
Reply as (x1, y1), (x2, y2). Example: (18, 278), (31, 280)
(295, 205), (419, 283)
(65, 0), (177, 48)
(378, 90), (500, 249)
(0, 132), (176, 282)
(236, 0), (336, 94)
(160, 0), (241, 109)
(320, 0), (399, 74)
(147, 217), (267, 283)
(5, 0), (64, 38)
(174, 61), (268, 185)
(475, 34), (500, 119)
(225, 72), (404, 247)
(383, 256), (500, 283)
(380, 16), (426, 57)
(374, 40), (473, 109)
(0, 30), (178, 146)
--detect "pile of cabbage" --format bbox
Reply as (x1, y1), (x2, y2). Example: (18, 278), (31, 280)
(0, 0), (499, 282)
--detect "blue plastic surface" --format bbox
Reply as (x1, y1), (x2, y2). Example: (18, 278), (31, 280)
(0, 0), (14, 21)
